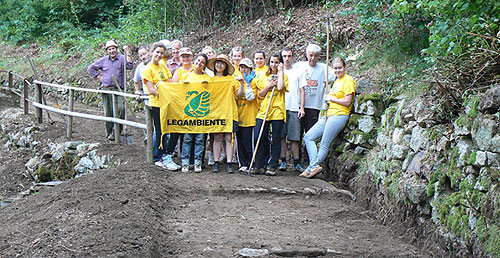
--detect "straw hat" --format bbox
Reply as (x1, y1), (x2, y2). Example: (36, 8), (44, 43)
(207, 54), (235, 75)
(238, 58), (253, 69)
(105, 40), (118, 50)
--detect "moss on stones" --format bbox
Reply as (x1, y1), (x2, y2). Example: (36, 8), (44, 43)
(37, 165), (52, 182)
(358, 93), (383, 103)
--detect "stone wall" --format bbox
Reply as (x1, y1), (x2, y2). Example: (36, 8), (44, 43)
(326, 86), (500, 257)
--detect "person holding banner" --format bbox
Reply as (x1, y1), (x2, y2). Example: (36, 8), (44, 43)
(251, 53), (289, 176)
(301, 57), (355, 179)
(180, 53), (211, 172)
(207, 54), (243, 173)
(142, 42), (177, 169)
(235, 58), (259, 172)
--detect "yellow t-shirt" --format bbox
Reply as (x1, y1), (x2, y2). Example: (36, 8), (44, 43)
(327, 74), (356, 116)
(142, 62), (172, 107)
(256, 73), (289, 121)
(232, 66), (242, 78)
(181, 71), (212, 83)
(237, 80), (260, 127)
(212, 75), (240, 122)
(254, 65), (268, 80)
(175, 66), (193, 82)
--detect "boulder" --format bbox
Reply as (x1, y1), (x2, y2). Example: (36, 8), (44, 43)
(358, 115), (380, 133)
(471, 115), (497, 151)
(487, 152), (500, 167)
(474, 151), (487, 167)
(392, 127), (404, 144)
(391, 145), (409, 160)
(409, 126), (428, 152)
(400, 175), (427, 204)
(478, 85), (500, 114)
(491, 134), (500, 153)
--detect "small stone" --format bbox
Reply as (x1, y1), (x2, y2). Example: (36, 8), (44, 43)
(475, 151), (487, 167)
(392, 127), (404, 144)
(64, 141), (84, 150)
(391, 144), (409, 160)
(238, 248), (268, 257)
(487, 152), (500, 167)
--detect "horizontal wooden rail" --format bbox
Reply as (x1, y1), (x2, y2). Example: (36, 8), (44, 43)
(33, 80), (149, 100)
(32, 102), (147, 129)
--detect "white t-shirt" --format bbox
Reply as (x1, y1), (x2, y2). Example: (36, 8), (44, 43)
(284, 65), (306, 112)
(294, 61), (336, 110)
(134, 62), (149, 105)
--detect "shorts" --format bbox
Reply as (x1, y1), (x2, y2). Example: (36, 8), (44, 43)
(281, 110), (301, 141)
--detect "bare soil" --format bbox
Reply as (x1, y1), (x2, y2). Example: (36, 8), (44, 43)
(0, 101), (433, 257)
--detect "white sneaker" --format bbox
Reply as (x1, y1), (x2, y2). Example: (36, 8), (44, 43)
(219, 153), (226, 163)
(181, 165), (189, 173)
(232, 155), (238, 163)
(163, 156), (180, 171)
(154, 161), (166, 169)
(194, 163), (202, 173)
(208, 152), (215, 166)
(239, 166), (248, 172)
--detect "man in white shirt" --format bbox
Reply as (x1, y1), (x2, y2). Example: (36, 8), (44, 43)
(279, 47), (307, 172)
(294, 44), (335, 163)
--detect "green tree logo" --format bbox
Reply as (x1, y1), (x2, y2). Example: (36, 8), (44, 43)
(184, 91), (211, 117)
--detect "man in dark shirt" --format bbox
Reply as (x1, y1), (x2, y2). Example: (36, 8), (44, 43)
(88, 40), (133, 140)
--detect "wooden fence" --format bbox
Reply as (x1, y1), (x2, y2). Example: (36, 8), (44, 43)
(0, 70), (154, 163)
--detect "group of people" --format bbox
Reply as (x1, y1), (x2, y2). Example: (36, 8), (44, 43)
(87, 39), (356, 179)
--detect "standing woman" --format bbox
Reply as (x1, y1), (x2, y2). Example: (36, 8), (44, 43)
(207, 54), (243, 173)
(230, 46), (244, 78)
(180, 53), (211, 172)
(171, 48), (194, 83)
(251, 53), (289, 176)
(142, 42), (176, 169)
(301, 57), (356, 178)
(235, 58), (259, 172)
(253, 51), (268, 78)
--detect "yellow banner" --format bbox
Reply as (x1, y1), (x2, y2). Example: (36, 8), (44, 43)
(159, 81), (236, 134)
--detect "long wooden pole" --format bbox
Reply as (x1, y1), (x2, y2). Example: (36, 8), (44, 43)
(248, 86), (276, 174)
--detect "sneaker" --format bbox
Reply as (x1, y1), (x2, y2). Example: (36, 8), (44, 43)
(278, 161), (287, 171)
(181, 165), (189, 173)
(249, 167), (264, 175)
(239, 166), (248, 172)
(163, 155), (180, 171)
(194, 163), (202, 173)
(219, 153), (226, 163)
(212, 162), (220, 173)
(232, 155), (238, 163)
(293, 163), (306, 173)
(265, 167), (277, 176)
(306, 166), (323, 179)
(154, 160), (166, 169)
(107, 134), (115, 141)
(208, 152), (215, 166)
(227, 163), (234, 174)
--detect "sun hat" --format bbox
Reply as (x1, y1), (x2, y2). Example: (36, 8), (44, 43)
(207, 54), (235, 75)
(160, 39), (172, 49)
(105, 40), (118, 50)
(238, 58), (253, 69)
(179, 47), (193, 56)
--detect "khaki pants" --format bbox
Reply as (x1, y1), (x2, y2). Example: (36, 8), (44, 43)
(101, 88), (125, 137)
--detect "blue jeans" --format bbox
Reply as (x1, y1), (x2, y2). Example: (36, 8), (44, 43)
(304, 115), (349, 168)
(254, 119), (284, 169)
(181, 133), (204, 165)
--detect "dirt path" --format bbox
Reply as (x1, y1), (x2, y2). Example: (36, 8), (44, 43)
(0, 104), (430, 257)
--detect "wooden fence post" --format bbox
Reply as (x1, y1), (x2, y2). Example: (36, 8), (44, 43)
(145, 106), (153, 163)
(112, 93), (121, 144)
(23, 79), (28, 115)
(35, 82), (42, 123)
(67, 89), (74, 138)
(8, 71), (13, 89)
